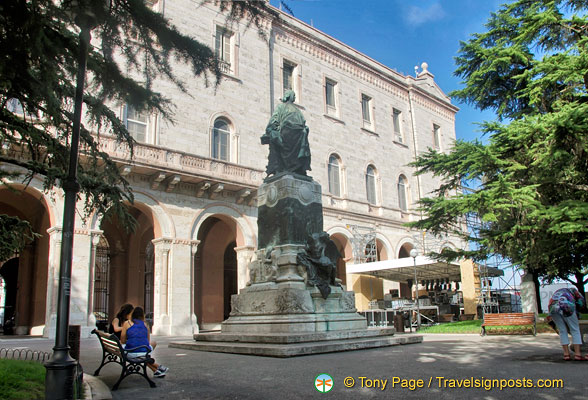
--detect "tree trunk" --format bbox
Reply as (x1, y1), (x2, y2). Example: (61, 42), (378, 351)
(532, 272), (543, 314)
(574, 272), (586, 299)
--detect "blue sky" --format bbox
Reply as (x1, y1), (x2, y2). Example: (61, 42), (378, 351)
(268, 0), (505, 142)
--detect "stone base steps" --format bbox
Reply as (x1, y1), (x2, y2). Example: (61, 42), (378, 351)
(194, 327), (396, 344)
(169, 331), (422, 357)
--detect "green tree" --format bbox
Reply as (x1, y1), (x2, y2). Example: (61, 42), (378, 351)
(0, 0), (276, 260)
(409, 0), (588, 296)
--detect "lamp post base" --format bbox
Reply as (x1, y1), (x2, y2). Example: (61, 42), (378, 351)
(45, 354), (79, 400)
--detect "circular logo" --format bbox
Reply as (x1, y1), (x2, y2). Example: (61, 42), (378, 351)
(315, 373), (334, 393)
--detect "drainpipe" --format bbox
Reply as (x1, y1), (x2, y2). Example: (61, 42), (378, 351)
(408, 89), (426, 252)
(268, 23), (275, 114)
(408, 90), (423, 211)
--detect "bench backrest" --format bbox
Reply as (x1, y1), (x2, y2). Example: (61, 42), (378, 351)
(92, 329), (123, 358)
(483, 312), (535, 324)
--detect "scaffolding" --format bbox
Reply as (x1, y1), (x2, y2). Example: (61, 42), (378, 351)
(347, 224), (377, 305)
(347, 224), (377, 264)
(464, 213), (523, 315)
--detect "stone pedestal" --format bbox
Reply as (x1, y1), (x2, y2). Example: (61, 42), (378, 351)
(171, 174), (422, 356)
(257, 173), (323, 249)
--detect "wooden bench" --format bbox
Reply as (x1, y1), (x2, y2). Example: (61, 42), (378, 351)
(481, 312), (536, 336)
(91, 329), (156, 390)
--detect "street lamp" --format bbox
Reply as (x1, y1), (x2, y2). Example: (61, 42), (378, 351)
(44, 2), (109, 399)
(410, 249), (421, 330)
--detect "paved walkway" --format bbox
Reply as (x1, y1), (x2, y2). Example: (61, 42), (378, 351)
(1, 333), (586, 399)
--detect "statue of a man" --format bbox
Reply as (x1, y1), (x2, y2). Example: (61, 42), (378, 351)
(261, 90), (311, 178)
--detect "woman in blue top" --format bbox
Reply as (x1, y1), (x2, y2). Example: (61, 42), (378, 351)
(546, 287), (587, 361)
(121, 307), (169, 377)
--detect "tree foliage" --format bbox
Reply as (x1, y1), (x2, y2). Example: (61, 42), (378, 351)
(0, 0), (275, 260)
(409, 0), (588, 294)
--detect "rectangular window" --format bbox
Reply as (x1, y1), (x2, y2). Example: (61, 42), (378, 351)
(282, 60), (296, 96)
(328, 162), (340, 197)
(393, 108), (402, 142)
(361, 94), (372, 124)
(325, 79), (337, 114)
(212, 129), (229, 161)
(366, 174), (376, 205)
(215, 26), (232, 74)
(125, 105), (148, 143)
(433, 124), (441, 148)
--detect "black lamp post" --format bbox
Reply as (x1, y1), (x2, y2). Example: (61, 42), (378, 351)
(44, 2), (108, 398)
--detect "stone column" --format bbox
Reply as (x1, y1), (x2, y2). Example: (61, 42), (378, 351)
(44, 227), (62, 338)
(235, 246), (255, 292)
(520, 271), (538, 315)
(460, 259), (478, 316)
(152, 238), (172, 335)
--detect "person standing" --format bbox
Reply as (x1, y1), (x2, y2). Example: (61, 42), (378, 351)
(547, 287), (587, 361)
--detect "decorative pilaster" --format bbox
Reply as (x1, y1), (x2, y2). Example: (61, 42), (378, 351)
(44, 227), (62, 338)
(190, 240), (200, 335)
(166, 238), (200, 336)
(69, 230), (93, 336)
(86, 232), (103, 329)
(152, 238), (172, 335)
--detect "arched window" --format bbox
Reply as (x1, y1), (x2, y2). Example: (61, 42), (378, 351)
(398, 175), (408, 211)
(366, 165), (377, 205)
(212, 118), (230, 161)
(125, 105), (149, 143)
(328, 155), (341, 197)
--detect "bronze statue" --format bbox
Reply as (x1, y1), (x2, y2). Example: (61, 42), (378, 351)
(261, 90), (311, 178)
(297, 232), (341, 299)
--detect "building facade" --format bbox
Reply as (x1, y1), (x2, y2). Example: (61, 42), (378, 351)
(0, 1), (462, 337)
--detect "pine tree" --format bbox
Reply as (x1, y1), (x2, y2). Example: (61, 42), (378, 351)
(409, 0), (588, 296)
(0, 0), (276, 260)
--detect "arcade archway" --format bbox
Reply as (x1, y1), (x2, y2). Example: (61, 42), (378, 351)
(194, 215), (239, 329)
(330, 233), (352, 286)
(0, 186), (51, 335)
(99, 204), (155, 327)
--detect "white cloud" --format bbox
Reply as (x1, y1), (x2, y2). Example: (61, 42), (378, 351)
(404, 2), (446, 26)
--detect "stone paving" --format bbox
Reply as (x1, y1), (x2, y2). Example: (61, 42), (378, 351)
(1, 332), (586, 399)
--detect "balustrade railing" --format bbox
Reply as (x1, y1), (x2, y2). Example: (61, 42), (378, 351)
(95, 135), (263, 187)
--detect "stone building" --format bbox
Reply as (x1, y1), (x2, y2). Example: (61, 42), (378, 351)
(0, 1), (463, 337)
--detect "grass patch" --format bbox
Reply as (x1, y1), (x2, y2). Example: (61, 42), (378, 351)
(0, 359), (45, 399)
(418, 319), (554, 334)
(538, 313), (588, 319)
(419, 320), (482, 333)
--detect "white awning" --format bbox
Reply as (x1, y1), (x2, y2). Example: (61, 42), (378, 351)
(346, 256), (503, 282)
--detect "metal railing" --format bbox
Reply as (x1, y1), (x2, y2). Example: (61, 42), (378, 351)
(0, 348), (53, 363)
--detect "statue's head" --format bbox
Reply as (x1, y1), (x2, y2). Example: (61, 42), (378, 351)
(282, 90), (296, 103)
